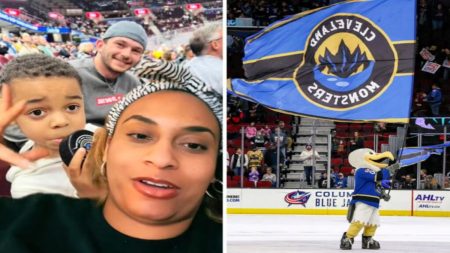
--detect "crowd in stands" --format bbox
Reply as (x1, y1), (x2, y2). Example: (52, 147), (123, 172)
(227, 94), (297, 188)
(0, 0), (222, 39)
(228, 0), (328, 26)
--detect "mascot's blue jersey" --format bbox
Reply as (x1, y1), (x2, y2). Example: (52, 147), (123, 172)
(350, 168), (390, 208)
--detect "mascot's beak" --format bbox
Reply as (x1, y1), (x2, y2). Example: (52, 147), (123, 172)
(364, 151), (394, 168)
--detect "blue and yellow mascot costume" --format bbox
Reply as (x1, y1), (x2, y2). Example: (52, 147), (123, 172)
(340, 148), (393, 250)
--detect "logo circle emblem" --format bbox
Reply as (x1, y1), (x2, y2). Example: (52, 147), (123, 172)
(294, 14), (397, 110)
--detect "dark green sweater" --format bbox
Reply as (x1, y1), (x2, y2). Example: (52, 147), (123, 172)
(0, 194), (222, 252)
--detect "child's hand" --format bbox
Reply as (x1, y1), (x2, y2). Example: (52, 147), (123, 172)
(0, 85), (48, 168)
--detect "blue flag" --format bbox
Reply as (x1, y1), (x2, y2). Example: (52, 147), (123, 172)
(229, 0), (416, 123)
(398, 142), (450, 167)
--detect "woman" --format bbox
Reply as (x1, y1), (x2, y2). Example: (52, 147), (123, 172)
(0, 68), (223, 252)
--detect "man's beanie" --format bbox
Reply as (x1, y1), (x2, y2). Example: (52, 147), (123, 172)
(102, 21), (148, 49)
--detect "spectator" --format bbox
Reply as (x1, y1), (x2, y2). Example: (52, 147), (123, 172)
(35, 36), (54, 57)
(77, 42), (95, 59)
(424, 83), (442, 116)
(245, 121), (257, 142)
(248, 103), (262, 123)
(261, 167), (277, 187)
(0, 34), (17, 56)
(260, 124), (272, 139)
(248, 166), (260, 187)
(400, 174), (417, 189)
(186, 23), (223, 94)
(247, 145), (264, 171)
(299, 144), (321, 186)
(229, 148), (248, 176)
(70, 21), (147, 125)
(349, 131), (364, 152)
(1, 54), (84, 198)
(264, 143), (285, 170)
(412, 91), (427, 116)
(335, 173), (348, 189)
(253, 130), (268, 150)
(318, 172), (334, 188)
(270, 126), (288, 159)
(424, 175), (441, 190)
(17, 33), (40, 55)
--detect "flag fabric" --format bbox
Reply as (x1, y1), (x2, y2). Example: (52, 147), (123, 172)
(398, 142), (450, 167)
(229, 0), (416, 123)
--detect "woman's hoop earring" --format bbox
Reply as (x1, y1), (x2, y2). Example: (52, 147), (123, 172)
(206, 178), (223, 200)
(100, 162), (107, 177)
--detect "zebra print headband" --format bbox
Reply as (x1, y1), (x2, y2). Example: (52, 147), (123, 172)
(105, 60), (223, 136)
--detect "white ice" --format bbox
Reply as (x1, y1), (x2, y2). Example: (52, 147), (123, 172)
(227, 214), (450, 253)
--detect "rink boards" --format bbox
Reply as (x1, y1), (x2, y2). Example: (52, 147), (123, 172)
(227, 189), (450, 217)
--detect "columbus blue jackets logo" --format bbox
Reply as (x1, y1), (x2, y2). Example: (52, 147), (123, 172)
(285, 190), (311, 207)
(294, 14), (398, 110)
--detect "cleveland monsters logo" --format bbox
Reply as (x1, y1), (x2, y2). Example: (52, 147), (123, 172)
(295, 14), (397, 110)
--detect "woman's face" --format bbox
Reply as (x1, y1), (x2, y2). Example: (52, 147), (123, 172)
(103, 91), (220, 233)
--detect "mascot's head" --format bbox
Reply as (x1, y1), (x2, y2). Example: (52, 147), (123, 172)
(348, 148), (394, 172)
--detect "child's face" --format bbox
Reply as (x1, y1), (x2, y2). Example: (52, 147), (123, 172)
(11, 77), (85, 157)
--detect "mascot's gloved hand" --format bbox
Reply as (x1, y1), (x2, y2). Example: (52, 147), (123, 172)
(381, 179), (391, 189)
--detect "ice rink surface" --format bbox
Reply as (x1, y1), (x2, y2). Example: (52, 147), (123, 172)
(227, 214), (450, 253)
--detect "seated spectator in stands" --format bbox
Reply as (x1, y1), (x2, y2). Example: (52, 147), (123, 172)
(424, 83), (442, 116)
(248, 166), (260, 187)
(245, 121), (257, 142)
(1, 54), (85, 198)
(70, 21), (147, 125)
(412, 91), (427, 116)
(1, 34), (17, 56)
(346, 168), (356, 188)
(318, 172), (334, 189)
(179, 44), (195, 66)
(260, 124), (272, 139)
(229, 148), (248, 176)
(186, 23), (223, 94)
(334, 173), (348, 189)
(76, 42), (95, 59)
(35, 36), (54, 57)
(423, 175), (441, 190)
(261, 167), (277, 187)
(400, 174), (417, 189)
(349, 131), (364, 152)
(253, 130), (268, 150)
(247, 145), (264, 172)
(0, 41), (10, 69)
(17, 33), (40, 55)
(420, 169), (429, 181)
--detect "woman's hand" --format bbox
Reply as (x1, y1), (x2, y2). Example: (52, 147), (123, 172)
(0, 85), (48, 168)
(63, 130), (107, 200)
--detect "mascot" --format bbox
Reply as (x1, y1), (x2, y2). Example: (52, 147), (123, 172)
(340, 148), (393, 250)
